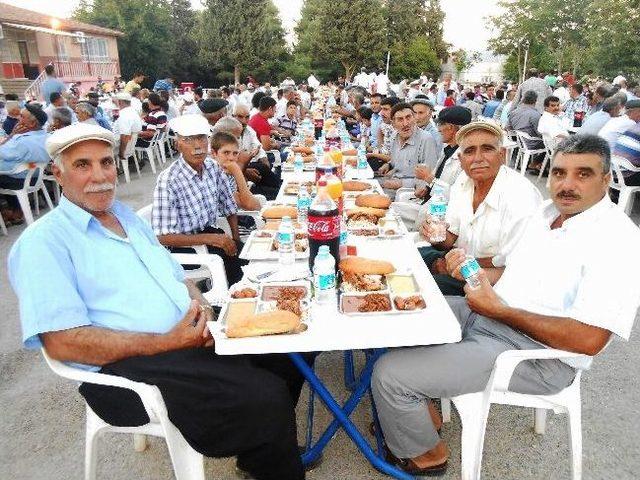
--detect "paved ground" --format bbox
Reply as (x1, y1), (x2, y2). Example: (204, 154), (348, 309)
(1, 159), (639, 480)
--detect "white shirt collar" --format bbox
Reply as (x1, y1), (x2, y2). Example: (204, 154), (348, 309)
(541, 194), (613, 230)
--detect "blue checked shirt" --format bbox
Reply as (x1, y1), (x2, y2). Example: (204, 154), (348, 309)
(563, 95), (589, 120)
(152, 156), (238, 235)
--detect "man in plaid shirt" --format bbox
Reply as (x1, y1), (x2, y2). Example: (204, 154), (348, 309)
(152, 114), (246, 284)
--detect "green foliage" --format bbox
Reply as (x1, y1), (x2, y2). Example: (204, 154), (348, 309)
(452, 49), (482, 75)
(389, 37), (440, 81)
(197, 0), (288, 85)
(294, 0), (387, 80)
(73, 0), (173, 83)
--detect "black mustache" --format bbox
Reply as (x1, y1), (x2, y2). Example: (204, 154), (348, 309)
(556, 191), (580, 199)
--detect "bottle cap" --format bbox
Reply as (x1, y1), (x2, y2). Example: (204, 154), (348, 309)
(282, 215), (291, 222)
(317, 179), (327, 187)
(319, 245), (329, 254)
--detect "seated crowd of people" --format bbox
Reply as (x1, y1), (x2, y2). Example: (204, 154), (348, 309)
(4, 65), (640, 479)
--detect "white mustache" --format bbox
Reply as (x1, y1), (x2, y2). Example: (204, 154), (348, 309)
(84, 182), (115, 193)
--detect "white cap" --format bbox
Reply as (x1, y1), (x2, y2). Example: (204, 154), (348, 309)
(169, 114), (210, 137)
(46, 123), (115, 158)
(182, 92), (194, 103)
(113, 91), (131, 101)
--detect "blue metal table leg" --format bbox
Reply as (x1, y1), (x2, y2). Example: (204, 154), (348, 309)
(343, 350), (357, 391)
(289, 351), (415, 480)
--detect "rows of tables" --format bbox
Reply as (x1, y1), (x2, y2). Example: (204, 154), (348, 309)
(209, 163), (462, 478)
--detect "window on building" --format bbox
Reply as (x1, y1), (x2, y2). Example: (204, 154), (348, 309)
(81, 37), (109, 62)
(56, 36), (69, 61)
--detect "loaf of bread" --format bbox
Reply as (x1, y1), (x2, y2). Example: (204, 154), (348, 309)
(292, 146), (313, 155)
(346, 206), (387, 218)
(341, 148), (357, 156)
(343, 180), (371, 192)
(226, 310), (301, 338)
(339, 256), (396, 275)
(262, 205), (298, 219)
(355, 194), (392, 209)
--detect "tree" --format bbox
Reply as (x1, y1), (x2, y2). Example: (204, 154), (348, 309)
(293, 0), (387, 80)
(452, 49), (482, 77)
(197, 0), (288, 84)
(74, 0), (172, 83)
(389, 37), (440, 81)
(382, 0), (447, 61)
(166, 0), (200, 83)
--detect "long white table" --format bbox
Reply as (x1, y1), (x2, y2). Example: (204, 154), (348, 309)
(209, 178), (461, 480)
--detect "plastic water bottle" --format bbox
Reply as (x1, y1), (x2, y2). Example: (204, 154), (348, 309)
(339, 217), (348, 259)
(314, 141), (324, 158)
(297, 185), (311, 226)
(357, 150), (368, 178)
(294, 153), (304, 174)
(313, 245), (336, 304)
(427, 186), (447, 243)
(460, 255), (481, 289)
(277, 216), (295, 265)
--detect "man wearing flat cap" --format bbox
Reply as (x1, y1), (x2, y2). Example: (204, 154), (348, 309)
(373, 133), (640, 476)
(152, 114), (246, 285)
(417, 120), (541, 296)
(0, 103), (50, 222)
(198, 98), (229, 129)
(9, 122), (307, 480)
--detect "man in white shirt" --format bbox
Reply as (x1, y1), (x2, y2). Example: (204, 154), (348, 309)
(375, 70), (389, 95)
(353, 68), (371, 90)
(372, 133), (640, 476)
(553, 80), (570, 105)
(130, 87), (143, 115)
(417, 121), (542, 296)
(307, 73), (320, 89)
(275, 87), (295, 120)
(598, 99), (640, 150)
(537, 95), (569, 150)
(112, 92), (142, 165)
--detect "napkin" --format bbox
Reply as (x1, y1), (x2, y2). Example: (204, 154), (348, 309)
(242, 263), (312, 283)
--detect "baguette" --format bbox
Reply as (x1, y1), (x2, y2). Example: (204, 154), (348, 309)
(262, 205), (298, 219)
(345, 206), (387, 218)
(292, 146), (313, 155)
(226, 310), (301, 338)
(355, 194), (392, 209)
(339, 257), (396, 275)
(341, 148), (357, 156)
(342, 180), (371, 192)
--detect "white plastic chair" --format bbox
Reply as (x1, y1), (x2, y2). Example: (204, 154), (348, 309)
(0, 212), (7, 235)
(0, 162), (53, 224)
(514, 131), (546, 175)
(538, 136), (555, 183)
(41, 348), (205, 480)
(155, 129), (169, 165)
(441, 348), (590, 480)
(43, 171), (61, 203)
(609, 155), (640, 215)
(134, 130), (161, 175)
(118, 133), (140, 184)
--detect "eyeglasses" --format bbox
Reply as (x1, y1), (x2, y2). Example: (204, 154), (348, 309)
(234, 114), (250, 119)
(181, 135), (208, 144)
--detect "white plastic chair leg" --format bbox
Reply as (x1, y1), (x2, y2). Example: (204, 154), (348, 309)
(520, 152), (530, 175)
(160, 417), (205, 480)
(441, 397), (452, 423)
(618, 188), (633, 215)
(567, 401), (583, 480)
(148, 149), (157, 174)
(33, 191), (40, 216)
(534, 408), (547, 434)
(453, 392), (489, 480)
(121, 157), (131, 183)
(0, 213), (7, 235)
(17, 191), (34, 224)
(134, 433), (148, 452)
(85, 407), (104, 480)
(133, 152), (142, 178)
(41, 185), (54, 210)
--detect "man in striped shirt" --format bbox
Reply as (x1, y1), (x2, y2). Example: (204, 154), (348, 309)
(136, 93), (167, 148)
(152, 114), (246, 284)
(613, 103), (640, 187)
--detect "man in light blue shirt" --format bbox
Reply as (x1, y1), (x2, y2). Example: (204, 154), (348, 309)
(0, 104), (50, 220)
(369, 93), (383, 148)
(581, 96), (622, 135)
(40, 65), (65, 106)
(7, 122), (306, 480)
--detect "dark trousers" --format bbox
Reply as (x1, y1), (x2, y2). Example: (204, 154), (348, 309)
(168, 226), (247, 285)
(249, 160), (282, 201)
(418, 245), (466, 296)
(79, 348), (309, 480)
(0, 174), (38, 210)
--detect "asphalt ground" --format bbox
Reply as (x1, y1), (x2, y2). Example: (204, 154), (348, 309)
(1, 156), (639, 480)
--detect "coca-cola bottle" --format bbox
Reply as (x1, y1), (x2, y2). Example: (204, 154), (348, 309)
(573, 109), (584, 128)
(308, 179), (340, 271)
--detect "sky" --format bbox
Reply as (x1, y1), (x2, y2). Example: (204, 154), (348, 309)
(4, 0), (499, 51)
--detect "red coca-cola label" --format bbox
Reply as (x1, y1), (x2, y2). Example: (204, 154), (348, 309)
(313, 118), (324, 129)
(308, 214), (340, 240)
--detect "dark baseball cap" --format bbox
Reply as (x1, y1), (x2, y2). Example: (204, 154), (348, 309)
(626, 99), (640, 110)
(437, 106), (472, 126)
(24, 103), (48, 127)
(198, 98), (228, 114)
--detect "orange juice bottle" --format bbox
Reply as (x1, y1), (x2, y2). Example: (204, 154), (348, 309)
(322, 172), (343, 214)
(329, 149), (344, 178)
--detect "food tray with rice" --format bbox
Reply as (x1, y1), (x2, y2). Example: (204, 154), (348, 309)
(240, 229), (309, 260)
(218, 281), (311, 338)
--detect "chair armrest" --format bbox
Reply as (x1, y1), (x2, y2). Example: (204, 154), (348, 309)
(171, 253), (229, 306)
(0, 161), (39, 175)
(490, 348), (589, 391)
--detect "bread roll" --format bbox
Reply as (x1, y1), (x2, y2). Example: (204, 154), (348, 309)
(355, 194), (392, 209)
(346, 206), (387, 218)
(345, 156), (358, 167)
(343, 180), (371, 192)
(226, 310), (301, 338)
(341, 148), (357, 156)
(339, 256), (396, 275)
(292, 146), (313, 155)
(262, 205), (298, 219)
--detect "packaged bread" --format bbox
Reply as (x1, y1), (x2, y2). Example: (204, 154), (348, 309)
(226, 310), (301, 338)
(342, 180), (371, 192)
(346, 206), (387, 218)
(355, 194), (392, 210)
(339, 256), (396, 275)
(262, 205), (298, 219)
(292, 146), (313, 155)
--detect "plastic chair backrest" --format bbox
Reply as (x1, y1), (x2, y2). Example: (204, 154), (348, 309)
(137, 204), (153, 225)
